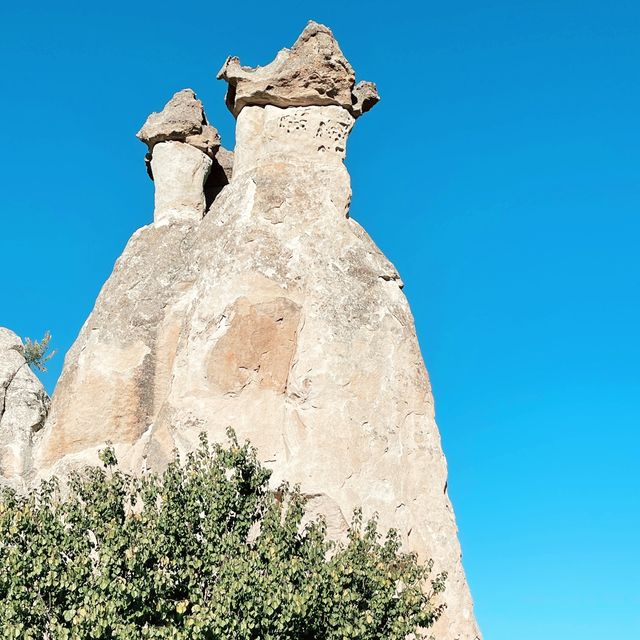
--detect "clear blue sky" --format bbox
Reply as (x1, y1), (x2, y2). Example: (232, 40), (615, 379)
(1, 1), (639, 637)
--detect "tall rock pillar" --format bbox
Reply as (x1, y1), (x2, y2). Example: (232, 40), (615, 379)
(32, 21), (480, 639)
(137, 89), (220, 225)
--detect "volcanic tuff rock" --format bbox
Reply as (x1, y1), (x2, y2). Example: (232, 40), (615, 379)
(137, 88), (221, 156)
(20, 21), (480, 640)
(0, 328), (50, 488)
(136, 89), (232, 225)
(218, 21), (379, 118)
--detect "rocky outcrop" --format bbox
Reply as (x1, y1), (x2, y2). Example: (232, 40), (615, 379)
(0, 328), (49, 487)
(28, 21), (480, 640)
(137, 89), (228, 224)
(218, 21), (379, 118)
(137, 88), (221, 157)
(351, 80), (380, 117)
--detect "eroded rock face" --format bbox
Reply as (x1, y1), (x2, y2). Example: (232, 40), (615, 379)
(351, 80), (380, 117)
(137, 89), (225, 224)
(218, 21), (379, 118)
(137, 88), (220, 156)
(151, 141), (213, 224)
(29, 22), (480, 640)
(35, 112), (480, 639)
(0, 328), (50, 487)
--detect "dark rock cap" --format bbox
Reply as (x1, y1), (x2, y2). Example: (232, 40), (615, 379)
(137, 89), (221, 158)
(218, 21), (380, 118)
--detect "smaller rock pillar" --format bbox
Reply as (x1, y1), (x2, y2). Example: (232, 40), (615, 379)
(0, 328), (50, 488)
(137, 89), (220, 225)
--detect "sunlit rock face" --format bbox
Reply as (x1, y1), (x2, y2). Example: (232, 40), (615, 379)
(136, 88), (229, 224)
(30, 21), (480, 640)
(0, 328), (49, 488)
(149, 141), (213, 224)
(218, 21), (379, 118)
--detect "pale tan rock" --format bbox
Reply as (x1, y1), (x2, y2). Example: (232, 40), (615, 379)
(28, 24), (479, 640)
(150, 141), (213, 224)
(218, 21), (378, 118)
(139, 90), (226, 223)
(33, 100), (480, 639)
(351, 80), (380, 117)
(136, 88), (220, 156)
(185, 125), (221, 158)
(0, 328), (49, 487)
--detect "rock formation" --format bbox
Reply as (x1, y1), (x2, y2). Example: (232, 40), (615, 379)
(13, 21), (480, 639)
(218, 21), (379, 118)
(0, 328), (50, 488)
(137, 88), (232, 224)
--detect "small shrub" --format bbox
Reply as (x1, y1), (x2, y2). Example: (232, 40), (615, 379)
(0, 430), (446, 639)
(23, 330), (56, 372)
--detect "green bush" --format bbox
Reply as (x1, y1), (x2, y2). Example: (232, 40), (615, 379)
(23, 330), (56, 372)
(0, 430), (446, 639)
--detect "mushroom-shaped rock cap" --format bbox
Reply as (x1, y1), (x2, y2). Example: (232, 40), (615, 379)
(137, 89), (221, 158)
(218, 21), (379, 118)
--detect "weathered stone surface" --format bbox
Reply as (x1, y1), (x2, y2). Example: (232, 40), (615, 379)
(34, 98), (480, 638)
(204, 146), (234, 207)
(138, 90), (226, 224)
(18, 23), (480, 640)
(151, 141), (213, 224)
(218, 21), (378, 118)
(137, 89), (220, 156)
(0, 328), (49, 487)
(185, 125), (221, 158)
(351, 80), (380, 117)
